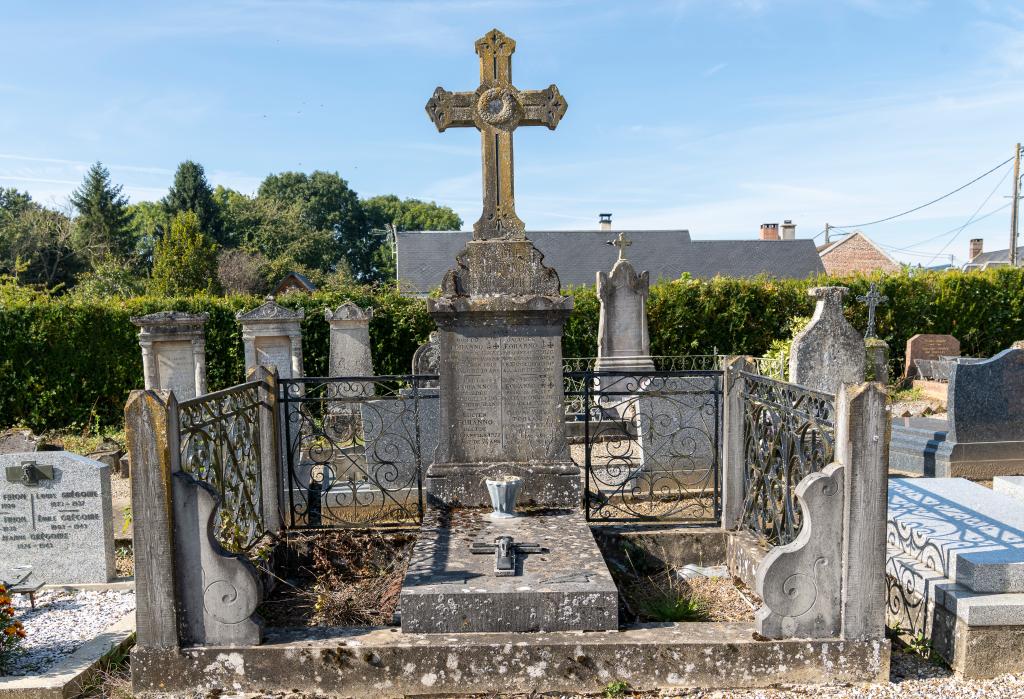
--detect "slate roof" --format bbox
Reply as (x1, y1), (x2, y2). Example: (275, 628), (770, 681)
(965, 246), (1024, 269)
(396, 230), (825, 294)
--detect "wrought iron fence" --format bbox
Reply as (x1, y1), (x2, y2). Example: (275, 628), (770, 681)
(565, 369), (722, 523)
(751, 356), (787, 381)
(178, 380), (267, 553)
(739, 371), (835, 546)
(280, 375), (437, 529)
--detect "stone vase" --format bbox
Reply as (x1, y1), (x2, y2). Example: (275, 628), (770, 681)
(485, 477), (523, 518)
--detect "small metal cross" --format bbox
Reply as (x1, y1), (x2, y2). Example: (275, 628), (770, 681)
(856, 282), (888, 339)
(470, 535), (547, 577)
(608, 232), (632, 261)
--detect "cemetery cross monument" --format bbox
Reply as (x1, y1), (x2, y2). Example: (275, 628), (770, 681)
(856, 282), (888, 340)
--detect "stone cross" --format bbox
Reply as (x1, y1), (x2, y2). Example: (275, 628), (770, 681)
(425, 28), (568, 241)
(856, 282), (888, 339)
(609, 232), (631, 261)
(470, 535), (547, 576)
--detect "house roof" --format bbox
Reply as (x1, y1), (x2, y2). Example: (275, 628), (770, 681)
(966, 246), (1024, 267)
(273, 272), (317, 293)
(817, 231), (901, 275)
(396, 230), (825, 294)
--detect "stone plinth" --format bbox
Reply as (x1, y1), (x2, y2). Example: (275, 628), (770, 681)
(789, 286), (865, 394)
(0, 451), (113, 584)
(595, 241), (654, 372)
(131, 311), (209, 400)
(426, 239), (579, 508)
(865, 338), (890, 384)
(904, 334), (960, 380)
(400, 508), (617, 633)
(237, 301), (304, 379)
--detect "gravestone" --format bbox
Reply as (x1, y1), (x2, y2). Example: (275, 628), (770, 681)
(904, 334), (960, 380)
(131, 311), (209, 400)
(237, 300), (304, 379)
(325, 302), (374, 380)
(412, 331), (439, 386)
(789, 286), (866, 394)
(0, 451), (114, 584)
(595, 233), (654, 372)
(890, 348), (1024, 477)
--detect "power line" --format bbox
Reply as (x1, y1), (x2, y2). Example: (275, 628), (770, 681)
(924, 165), (1014, 267)
(882, 199), (1012, 253)
(830, 155), (1014, 230)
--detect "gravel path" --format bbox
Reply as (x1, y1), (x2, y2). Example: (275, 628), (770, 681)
(2, 588), (135, 676)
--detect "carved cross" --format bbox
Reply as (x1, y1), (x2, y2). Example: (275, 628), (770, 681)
(608, 232), (632, 261)
(856, 282), (888, 339)
(425, 28), (568, 241)
(470, 535), (547, 576)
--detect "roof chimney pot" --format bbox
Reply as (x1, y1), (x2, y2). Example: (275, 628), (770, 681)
(759, 222), (780, 241)
(780, 220), (796, 240)
(599, 213), (612, 231)
(969, 238), (984, 260)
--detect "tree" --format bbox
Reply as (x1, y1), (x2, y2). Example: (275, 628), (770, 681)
(149, 211), (220, 296)
(217, 248), (271, 295)
(69, 162), (135, 262)
(0, 188), (33, 223)
(362, 194), (462, 232)
(0, 202), (83, 288)
(257, 171), (370, 278)
(163, 161), (225, 246)
(126, 201), (169, 265)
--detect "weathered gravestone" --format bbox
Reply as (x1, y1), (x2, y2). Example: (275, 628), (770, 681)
(890, 348), (1024, 477)
(904, 334), (960, 380)
(0, 451), (114, 584)
(595, 232), (653, 372)
(325, 302), (374, 381)
(400, 28), (616, 634)
(789, 286), (866, 394)
(237, 300), (304, 379)
(131, 311), (209, 400)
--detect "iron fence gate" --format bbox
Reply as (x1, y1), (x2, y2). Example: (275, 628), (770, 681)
(280, 375), (438, 529)
(564, 369), (723, 523)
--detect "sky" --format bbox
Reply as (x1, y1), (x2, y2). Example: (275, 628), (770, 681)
(2, 0), (1024, 266)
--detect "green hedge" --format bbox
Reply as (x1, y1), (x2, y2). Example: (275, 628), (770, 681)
(2, 267), (1023, 432)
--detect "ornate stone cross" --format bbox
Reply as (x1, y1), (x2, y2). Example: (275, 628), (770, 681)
(856, 282), (888, 339)
(608, 232), (632, 261)
(425, 28), (568, 241)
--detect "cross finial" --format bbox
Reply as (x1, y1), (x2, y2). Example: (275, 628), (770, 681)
(425, 29), (568, 241)
(609, 232), (631, 261)
(855, 282), (888, 339)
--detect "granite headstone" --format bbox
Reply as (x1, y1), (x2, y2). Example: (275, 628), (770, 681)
(0, 451), (114, 584)
(904, 334), (960, 380)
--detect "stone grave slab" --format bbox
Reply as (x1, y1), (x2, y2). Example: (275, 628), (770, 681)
(0, 451), (114, 584)
(400, 509), (617, 633)
(993, 476), (1024, 502)
(888, 477), (1024, 593)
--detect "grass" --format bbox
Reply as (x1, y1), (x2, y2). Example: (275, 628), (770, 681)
(890, 386), (924, 402)
(603, 680), (631, 698)
(637, 589), (710, 622)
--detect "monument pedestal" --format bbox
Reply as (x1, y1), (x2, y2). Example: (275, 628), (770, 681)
(400, 508), (617, 633)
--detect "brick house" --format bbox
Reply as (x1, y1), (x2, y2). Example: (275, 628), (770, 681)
(817, 231), (901, 276)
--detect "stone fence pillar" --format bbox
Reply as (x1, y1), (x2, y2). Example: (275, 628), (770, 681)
(789, 287), (865, 395)
(131, 312), (209, 400)
(721, 355), (754, 530)
(754, 382), (890, 640)
(237, 300), (304, 379)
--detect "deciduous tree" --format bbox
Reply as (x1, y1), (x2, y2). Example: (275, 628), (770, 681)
(149, 211), (220, 296)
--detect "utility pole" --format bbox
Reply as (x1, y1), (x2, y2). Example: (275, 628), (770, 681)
(824, 223), (831, 246)
(1011, 143), (1020, 266)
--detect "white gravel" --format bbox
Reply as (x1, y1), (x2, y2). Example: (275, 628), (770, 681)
(2, 588), (134, 676)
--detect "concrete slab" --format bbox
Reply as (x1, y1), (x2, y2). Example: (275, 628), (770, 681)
(400, 508), (617, 633)
(888, 477), (1024, 593)
(994, 476), (1024, 502)
(131, 622), (889, 697)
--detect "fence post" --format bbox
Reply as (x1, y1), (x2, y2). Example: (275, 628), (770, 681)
(125, 389), (180, 650)
(254, 365), (283, 533)
(721, 355), (753, 530)
(837, 381), (891, 640)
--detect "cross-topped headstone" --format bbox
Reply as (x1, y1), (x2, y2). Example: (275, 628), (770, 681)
(856, 282), (888, 339)
(608, 232), (631, 261)
(425, 28), (568, 241)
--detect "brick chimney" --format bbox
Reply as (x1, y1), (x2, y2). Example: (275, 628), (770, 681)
(599, 213), (612, 231)
(759, 223), (779, 241)
(780, 220), (796, 240)
(969, 238), (983, 260)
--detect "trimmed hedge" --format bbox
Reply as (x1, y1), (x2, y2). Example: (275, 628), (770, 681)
(2, 267), (1023, 432)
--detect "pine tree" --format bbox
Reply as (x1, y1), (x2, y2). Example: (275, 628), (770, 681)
(69, 162), (135, 262)
(149, 211), (220, 296)
(163, 160), (225, 245)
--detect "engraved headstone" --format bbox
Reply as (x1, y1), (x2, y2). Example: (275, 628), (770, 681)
(595, 233), (654, 372)
(423, 28), (578, 507)
(789, 287), (866, 394)
(0, 451), (114, 584)
(237, 300), (304, 379)
(131, 311), (209, 400)
(325, 302), (374, 379)
(904, 334), (960, 380)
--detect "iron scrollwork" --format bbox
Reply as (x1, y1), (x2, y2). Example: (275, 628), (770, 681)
(739, 371), (835, 546)
(178, 381), (266, 553)
(565, 369), (723, 523)
(280, 375), (436, 528)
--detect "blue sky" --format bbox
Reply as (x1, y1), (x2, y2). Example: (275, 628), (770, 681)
(2, 0), (1023, 266)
